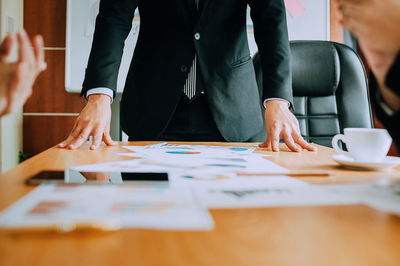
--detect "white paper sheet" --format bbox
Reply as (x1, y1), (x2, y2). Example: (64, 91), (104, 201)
(70, 143), (362, 211)
(197, 185), (360, 209)
(121, 143), (261, 158)
(321, 184), (400, 215)
(73, 144), (289, 184)
(0, 184), (214, 231)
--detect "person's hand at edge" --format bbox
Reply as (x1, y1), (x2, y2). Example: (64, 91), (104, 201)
(58, 94), (118, 150)
(0, 30), (47, 115)
(259, 100), (317, 152)
(0, 33), (15, 113)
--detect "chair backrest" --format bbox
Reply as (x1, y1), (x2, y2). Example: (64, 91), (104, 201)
(253, 40), (373, 147)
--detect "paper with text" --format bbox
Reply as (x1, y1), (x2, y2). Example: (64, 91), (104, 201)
(0, 184), (214, 231)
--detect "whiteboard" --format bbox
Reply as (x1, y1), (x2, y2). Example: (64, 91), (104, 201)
(66, 0), (329, 93)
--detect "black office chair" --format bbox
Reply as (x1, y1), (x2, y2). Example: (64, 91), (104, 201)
(253, 40), (373, 147)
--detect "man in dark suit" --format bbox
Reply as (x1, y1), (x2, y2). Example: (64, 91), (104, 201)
(339, 0), (400, 150)
(59, 0), (316, 152)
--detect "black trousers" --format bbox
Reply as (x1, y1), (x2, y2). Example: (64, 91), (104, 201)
(129, 94), (226, 142)
(158, 94), (226, 142)
(128, 94), (267, 142)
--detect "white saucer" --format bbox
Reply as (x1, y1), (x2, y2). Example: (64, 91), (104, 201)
(332, 154), (400, 171)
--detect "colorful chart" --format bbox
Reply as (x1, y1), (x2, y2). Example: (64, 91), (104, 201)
(28, 201), (69, 215)
(229, 148), (249, 152)
(182, 175), (229, 181)
(166, 151), (201, 155)
(205, 164), (247, 168)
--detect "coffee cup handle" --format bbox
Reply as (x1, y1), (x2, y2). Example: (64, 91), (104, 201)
(332, 134), (347, 155)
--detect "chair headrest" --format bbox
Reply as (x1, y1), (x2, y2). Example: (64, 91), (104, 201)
(290, 41), (340, 97)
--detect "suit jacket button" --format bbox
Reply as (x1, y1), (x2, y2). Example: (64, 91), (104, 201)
(181, 65), (188, 72)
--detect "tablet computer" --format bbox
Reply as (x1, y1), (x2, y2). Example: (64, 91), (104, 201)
(25, 170), (169, 185)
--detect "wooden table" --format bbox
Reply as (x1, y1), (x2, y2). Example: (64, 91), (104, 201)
(1, 142), (400, 266)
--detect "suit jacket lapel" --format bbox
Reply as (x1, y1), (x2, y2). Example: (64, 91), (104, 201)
(182, 0), (212, 28)
(197, 0), (211, 28)
(184, 0), (196, 17)
(185, 0), (211, 19)
(198, 0), (210, 13)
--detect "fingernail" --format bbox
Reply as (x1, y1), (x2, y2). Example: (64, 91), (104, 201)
(41, 62), (47, 70)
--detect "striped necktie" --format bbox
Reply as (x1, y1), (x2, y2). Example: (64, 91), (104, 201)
(183, 0), (201, 101)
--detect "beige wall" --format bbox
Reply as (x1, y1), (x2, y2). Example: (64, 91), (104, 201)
(0, 0), (24, 173)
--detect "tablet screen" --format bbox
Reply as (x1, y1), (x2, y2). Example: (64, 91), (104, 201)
(26, 170), (168, 185)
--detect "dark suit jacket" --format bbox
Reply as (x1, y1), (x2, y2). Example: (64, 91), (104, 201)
(82, 0), (292, 141)
(370, 53), (400, 151)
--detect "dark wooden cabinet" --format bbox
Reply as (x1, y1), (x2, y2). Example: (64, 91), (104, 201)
(23, 0), (84, 155)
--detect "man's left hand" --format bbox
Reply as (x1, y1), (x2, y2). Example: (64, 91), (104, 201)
(260, 100), (317, 152)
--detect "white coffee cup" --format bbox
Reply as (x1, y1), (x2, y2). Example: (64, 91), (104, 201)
(332, 128), (392, 162)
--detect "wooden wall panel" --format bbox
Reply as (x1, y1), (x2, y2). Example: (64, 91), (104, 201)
(24, 0), (66, 47)
(23, 0), (83, 156)
(23, 116), (77, 155)
(23, 50), (85, 113)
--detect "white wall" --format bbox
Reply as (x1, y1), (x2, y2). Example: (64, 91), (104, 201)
(0, 0), (24, 173)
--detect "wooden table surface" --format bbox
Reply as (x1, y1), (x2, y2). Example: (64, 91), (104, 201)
(1, 142), (400, 266)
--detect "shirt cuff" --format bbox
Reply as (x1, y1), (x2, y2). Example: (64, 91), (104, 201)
(263, 98), (290, 109)
(86, 88), (114, 104)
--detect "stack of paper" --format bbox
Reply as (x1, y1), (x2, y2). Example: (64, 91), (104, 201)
(3, 143), (399, 232)
(0, 184), (214, 231)
(72, 143), (289, 188)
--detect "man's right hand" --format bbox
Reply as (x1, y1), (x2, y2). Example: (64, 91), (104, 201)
(58, 94), (117, 150)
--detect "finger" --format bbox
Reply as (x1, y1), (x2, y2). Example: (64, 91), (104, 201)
(0, 34), (15, 62)
(58, 134), (76, 148)
(338, 0), (362, 5)
(58, 129), (81, 149)
(58, 142), (67, 148)
(4, 63), (29, 114)
(58, 119), (82, 148)
(17, 30), (35, 65)
(343, 17), (368, 41)
(338, 0), (363, 11)
(32, 35), (47, 71)
(90, 129), (103, 150)
(282, 126), (301, 152)
(259, 142), (268, 148)
(270, 123), (282, 152)
(259, 135), (271, 149)
(67, 130), (91, 150)
(103, 131), (118, 146)
(66, 125), (92, 150)
(340, 3), (365, 28)
(293, 133), (317, 152)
